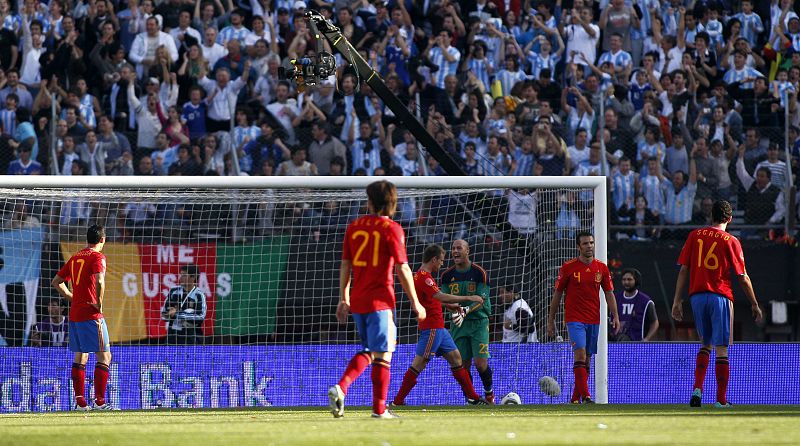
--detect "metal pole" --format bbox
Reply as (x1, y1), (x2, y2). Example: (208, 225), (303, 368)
(598, 92), (609, 177)
(50, 93), (59, 175)
(415, 91), (430, 176)
(226, 93), (243, 242)
(785, 102), (793, 236)
(227, 93), (241, 176)
(594, 180), (609, 404)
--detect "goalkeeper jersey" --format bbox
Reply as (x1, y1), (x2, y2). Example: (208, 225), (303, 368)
(440, 263), (491, 320)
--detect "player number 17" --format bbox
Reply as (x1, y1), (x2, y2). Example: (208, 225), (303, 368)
(70, 259), (86, 285)
(695, 239), (719, 270)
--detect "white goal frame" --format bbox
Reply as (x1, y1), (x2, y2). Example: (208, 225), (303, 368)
(0, 175), (610, 404)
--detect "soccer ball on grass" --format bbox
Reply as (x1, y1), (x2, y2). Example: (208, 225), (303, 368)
(501, 392), (522, 405)
(538, 376), (561, 397)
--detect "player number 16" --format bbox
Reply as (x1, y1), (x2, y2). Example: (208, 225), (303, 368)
(695, 239), (719, 270)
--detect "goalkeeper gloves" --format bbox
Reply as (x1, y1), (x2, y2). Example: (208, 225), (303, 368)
(451, 308), (466, 327)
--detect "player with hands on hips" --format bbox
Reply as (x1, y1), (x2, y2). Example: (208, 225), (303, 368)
(51, 225), (115, 411)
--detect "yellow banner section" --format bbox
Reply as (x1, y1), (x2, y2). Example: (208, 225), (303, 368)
(60, 243), (147, 342)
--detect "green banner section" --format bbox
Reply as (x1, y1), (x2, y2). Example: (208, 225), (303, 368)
(215, 237), (290, 336)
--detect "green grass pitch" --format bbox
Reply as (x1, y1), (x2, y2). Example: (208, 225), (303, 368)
(2, 405), (800, 446)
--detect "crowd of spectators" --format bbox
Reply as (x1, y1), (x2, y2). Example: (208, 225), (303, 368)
(0, 0), (799, 240)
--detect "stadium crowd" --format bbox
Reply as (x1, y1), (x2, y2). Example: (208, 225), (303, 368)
(0, 0), (799, 239)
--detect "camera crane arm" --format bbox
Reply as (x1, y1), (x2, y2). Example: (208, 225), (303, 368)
(303, 10), (466, 176)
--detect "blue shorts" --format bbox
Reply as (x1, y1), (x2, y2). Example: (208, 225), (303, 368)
(352, 310), (396, 353)
(566, 322), (599, 355)
(415, 328), (458, 360)
(69, 318), (110, 353)
(691, 293), (733, 346)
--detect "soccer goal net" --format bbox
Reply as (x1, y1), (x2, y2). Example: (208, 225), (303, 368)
(0, 176), (607, 411)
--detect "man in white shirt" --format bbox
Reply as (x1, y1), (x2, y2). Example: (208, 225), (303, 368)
(169, 10), (201, 52)
(655, 7), (686, 75)
(19, 13), (45, 90)
(500, 284), (537, 343)
(564, 6), (599, 70)
(265, 80), (298, 145)
(567, 128), (590, 173)
(659, 35), (685, 75)
(129, 16), (179, 78)
(201, 27), (228, 68)
(198, 62), (251, 132)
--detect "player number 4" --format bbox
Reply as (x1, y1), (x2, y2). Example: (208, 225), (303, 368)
(352, 230), (381, 267)
(695, 239), (719, 270)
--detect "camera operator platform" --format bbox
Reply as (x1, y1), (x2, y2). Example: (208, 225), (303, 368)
(279, 9), (466, 176)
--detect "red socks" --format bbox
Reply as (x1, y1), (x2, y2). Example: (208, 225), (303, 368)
(573, 361), (589, 400)
(694, 349), (730, 404)
(71, 363), (86, 407)
(393, 367), (419, 405)
(452, 365), (481, 400)
(94, 363), (110, 406)
(694, 348), (711, 391)
(371, 359), (391, 415)
(716, 356), (729, 405)
(338, 352), (371, 395)
(337, 352), (392, 414)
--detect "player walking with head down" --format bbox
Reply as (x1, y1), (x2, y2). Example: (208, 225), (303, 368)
(547, 231), (620, 404)
(672, 200), (763, 408)
(329, 180), (426, 419)
(51, 224), (114, 411)
(391, 244), (488, 406)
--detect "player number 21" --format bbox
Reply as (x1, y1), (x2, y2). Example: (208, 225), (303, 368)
(352, 230), (381, 267)
(695, 239), (719, 270)
(70, 259), (86, 285)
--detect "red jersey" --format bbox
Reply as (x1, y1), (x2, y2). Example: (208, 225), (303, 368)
(555, 258), (613, 324)
(342, 215), (408, 314)
(57, 248), (107, 322)
(414, 269), (444, 330)
(677, 227), (746, 301)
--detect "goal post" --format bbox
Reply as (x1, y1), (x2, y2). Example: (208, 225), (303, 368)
(0, 175), (609, 409)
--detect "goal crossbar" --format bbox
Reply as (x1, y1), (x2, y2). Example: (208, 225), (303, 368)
(0, 175), (607, 190)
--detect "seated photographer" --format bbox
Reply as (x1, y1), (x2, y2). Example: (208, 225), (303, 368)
(160, 264), (207, 345)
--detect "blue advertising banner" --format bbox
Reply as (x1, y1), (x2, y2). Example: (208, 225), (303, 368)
(0, 343), (796, 412)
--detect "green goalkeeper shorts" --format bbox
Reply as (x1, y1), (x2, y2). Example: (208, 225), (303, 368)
(450, 318), (491, 363)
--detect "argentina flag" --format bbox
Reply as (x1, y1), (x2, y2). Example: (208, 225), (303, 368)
(0, 227), (44, 345)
